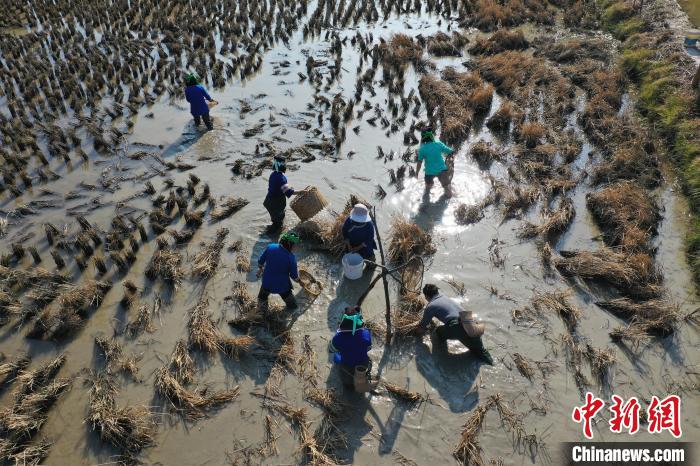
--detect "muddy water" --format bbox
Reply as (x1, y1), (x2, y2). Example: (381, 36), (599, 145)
(679, 0), (700, 27)
(1, 7), (699, 466)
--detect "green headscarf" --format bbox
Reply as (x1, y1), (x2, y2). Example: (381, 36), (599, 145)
(342, 306), (364, 335)
(280, 231), (300, 244)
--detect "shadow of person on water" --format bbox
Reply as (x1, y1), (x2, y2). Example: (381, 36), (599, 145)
(414, 332), (482, 413)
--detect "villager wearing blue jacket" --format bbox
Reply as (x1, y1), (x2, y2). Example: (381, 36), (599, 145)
(329, 306), (372, 388)
(342, 203), (377, 262)
(184, 73), (216, 130)
(256, 231), (301, 312)
(263, 157), (298, 232)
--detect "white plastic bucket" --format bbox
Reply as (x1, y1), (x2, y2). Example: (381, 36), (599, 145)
(342, 253), (364, 280)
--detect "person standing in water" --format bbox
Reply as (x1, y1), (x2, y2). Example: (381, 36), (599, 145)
(329, 306), (373, 389)
(414, 284), (493, 365)
(416, 129), (454, 197)
(342, 203), (377, 263)
(256, 231), (301, 312)
(263, 157), (298, 232)
(184, 72), (216, 131)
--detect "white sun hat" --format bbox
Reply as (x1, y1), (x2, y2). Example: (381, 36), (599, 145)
(350, 203), (370, 223)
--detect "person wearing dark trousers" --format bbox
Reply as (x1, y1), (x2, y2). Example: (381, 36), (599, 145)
(416, 129), (454, 197)
(256, 231), (301, 313)
(263, 157), (298, 232)
(184, 72), (216, 130)
(414, 283), (493, 365)
(341, 203), (377, 262)
(329, 306), (372, 389)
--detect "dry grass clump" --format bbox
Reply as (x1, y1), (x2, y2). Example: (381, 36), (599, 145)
(0, 355), (69, 461)
(192, 228), (229, 278)
(519, 197), (575, 241)
(155, 366), (239, 419)
(85, 372), (156, 460)
(516, 122), (546, 148)
(475, 51), (555, 97)
(125, 303), (156, 337)
(6, 438), (52, 465)
(28, 281), (111, 340)
(419, 68), (493, 144)
(387, 216), (435, 263)
(219, 335), (257, 360)
(455, 204), (485, 226)
(460, 0), (529, 31)
(384, 381), (425, 404)
(591, 145), (660, 188)
(187, 297), (220, 354)
(380, 34), (423, 65)
(469, 29), (529, 55)
(539, 38), (610, 64)
(0, 354), (31, 385)
(454, 394), (500, 465)
(470, 141), (505, 169)
(585, 345), (616, 387)
(502, 185), (538, 219)
(426, 31), (464, 57)
(532, 289), (582, 331)
(554, 249), (662, 299)
(486, 101), (516, 131)
(511, 353), (535, 381)
(94, 336), (139, 378)
(597, 297), (680, 338)
(168, 340), (195, 385)
(145, 248), (183, 287)
(586, 182), (660, 250)
(210, 197), (249, 220)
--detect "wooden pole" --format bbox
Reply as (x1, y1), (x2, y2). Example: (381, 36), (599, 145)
(370, 207), (393, 344)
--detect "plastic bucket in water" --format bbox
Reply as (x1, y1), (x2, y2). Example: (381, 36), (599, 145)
(342, 253), (364, 280)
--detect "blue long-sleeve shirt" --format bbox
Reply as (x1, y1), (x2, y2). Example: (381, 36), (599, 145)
(185, 84), (212, 116)
(267, 171), (295, 198)
(330, 327), (371, 367)
(418, 140), (454, 176)
(258, 243), (298, 294)
(341, 217), (377, 259)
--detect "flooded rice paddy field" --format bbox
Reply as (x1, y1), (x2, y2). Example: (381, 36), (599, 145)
(0, 0), (699, 464)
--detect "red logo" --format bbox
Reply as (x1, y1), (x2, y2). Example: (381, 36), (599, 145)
(572, 392), (605, 439)
(609, 395), (640, 434)
(647, 395), (682, 438)
(572, 393), (682, 439)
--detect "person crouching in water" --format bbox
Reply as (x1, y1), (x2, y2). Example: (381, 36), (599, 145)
(416, 129), (454, 197)
(342, 203), (377, 264)
(256, 231), (301, 313)
(184, 73), (217, 131)
(414, 284), (493, 365)
(329, 306), (373, 390)
(263, 157), (298, 233)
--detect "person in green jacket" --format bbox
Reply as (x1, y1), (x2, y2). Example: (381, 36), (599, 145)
(416, 129), (454, 197)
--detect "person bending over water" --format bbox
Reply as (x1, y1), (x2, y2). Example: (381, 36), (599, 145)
(263, 157), (299, 233)
(184, 72), (217, 131)
(256, 231), (301, 313)
(414, 283), (493, 365)
(329, 306), (373, 390)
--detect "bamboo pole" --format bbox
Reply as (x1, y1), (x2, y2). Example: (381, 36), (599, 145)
(369, 207), (393, 343)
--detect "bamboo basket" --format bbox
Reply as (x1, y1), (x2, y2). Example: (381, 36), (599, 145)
(290, 186), (328, 221)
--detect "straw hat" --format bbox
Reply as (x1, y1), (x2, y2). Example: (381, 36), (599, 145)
(350, 203), (370, 223)
(459, 310), (485, 337)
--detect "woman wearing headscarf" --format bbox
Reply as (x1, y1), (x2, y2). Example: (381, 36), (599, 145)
(256, 231), (301, 312)
(263, 157), (298, 232)
(416, 128), (454, 197)
(329, 306), (372, 388)
(184, 72), (217, 130)
(341, 203), (377, 263)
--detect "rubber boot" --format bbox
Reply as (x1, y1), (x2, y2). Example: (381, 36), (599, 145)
(283, 293), (298, 310)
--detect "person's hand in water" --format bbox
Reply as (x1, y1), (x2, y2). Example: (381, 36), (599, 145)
(256, 266), (263, 279)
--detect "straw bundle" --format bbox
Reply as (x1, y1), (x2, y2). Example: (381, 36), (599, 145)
(387, 216), (435, 263)
(192, 228), (229, 277)
(85, 372), (156, 459)
(210, 197), (248, 220)
(154, 366), (239, 419)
